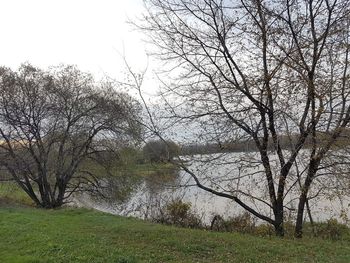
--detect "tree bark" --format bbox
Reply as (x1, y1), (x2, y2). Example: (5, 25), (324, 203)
(295, 160), (318, 238)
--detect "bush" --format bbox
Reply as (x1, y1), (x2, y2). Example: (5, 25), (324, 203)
(143, 140), (180, 163)
(153, 199), (202, 228)
(254, 224), (274, 237)
(210, 212), (256, 234)
(311, 219), (349, 240)
(154, 204), (350, 240)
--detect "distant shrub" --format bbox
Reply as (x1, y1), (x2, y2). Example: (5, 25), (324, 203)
(282, 220), (295, 237)
(118, 146), (145, 166)
(254, 224), (274, 237)
(210, 212), (256, 234)
(167, 199), (191, 220)
(311, 219), (349, 240)
(143, 140), (180, 163)
(153, 203), (350, 240)
(153, 199), (202, 228)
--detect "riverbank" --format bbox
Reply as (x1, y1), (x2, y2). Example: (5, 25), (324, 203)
(0, 205), (349, 263)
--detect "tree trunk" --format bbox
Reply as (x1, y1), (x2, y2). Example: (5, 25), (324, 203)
(295, 164), (316, 238)
(295, 192), (307, 238)
(294, 173), (315, 238)
(53, 183), (67, 208)
(306, 199), (315, 236)
(274, 203), (284, 237)
(274, 220), (284, 237)
(25, 179), (67, 209)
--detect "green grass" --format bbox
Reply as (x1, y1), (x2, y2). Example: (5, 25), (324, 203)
(0, 182), (34, 206)
(83, 158), (178, 178)
(126, 162), (177, 176)
(0, 206), (350, 263)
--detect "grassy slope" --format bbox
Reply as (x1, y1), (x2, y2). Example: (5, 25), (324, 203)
(1, 206), (350, 263)
(1, 181), (349, 263)
(0, 182), (34, 207)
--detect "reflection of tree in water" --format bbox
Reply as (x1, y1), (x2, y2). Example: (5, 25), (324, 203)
(144, 166), (181, 194)
(102, 173), (143, 204)
(82, 165), (181, 213)
(112, 166), (184, 220)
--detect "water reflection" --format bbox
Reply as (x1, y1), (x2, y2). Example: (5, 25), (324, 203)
(73, 152), (350, 226)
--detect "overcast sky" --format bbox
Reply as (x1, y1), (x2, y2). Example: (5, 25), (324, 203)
(0, 0), (151, 86)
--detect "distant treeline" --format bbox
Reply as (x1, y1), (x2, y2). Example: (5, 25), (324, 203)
(180, 129), (350, 156)
(180, 140), (257, 155)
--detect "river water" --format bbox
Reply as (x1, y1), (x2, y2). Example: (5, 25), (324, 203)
(74, 151), (350, 225)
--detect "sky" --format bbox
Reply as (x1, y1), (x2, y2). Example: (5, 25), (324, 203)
(0, 0), (151, 87)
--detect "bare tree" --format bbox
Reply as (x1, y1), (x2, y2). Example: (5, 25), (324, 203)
(0, 64), (141, 208)
(143, 139), (180, 162)
(134, 0), (350, 237)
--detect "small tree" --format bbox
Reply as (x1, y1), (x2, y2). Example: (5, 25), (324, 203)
(143, 140), (180, 163)
(135, 0), (350, 237)
(0, 64), (141, 208)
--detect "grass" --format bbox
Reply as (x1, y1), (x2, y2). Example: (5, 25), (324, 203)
(1, 179), (349, 262)
(83, 158), (178, 178)
(0, 205), (350, 263)
(0, 182), (34, 206)
(125, 162), (177, 177)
